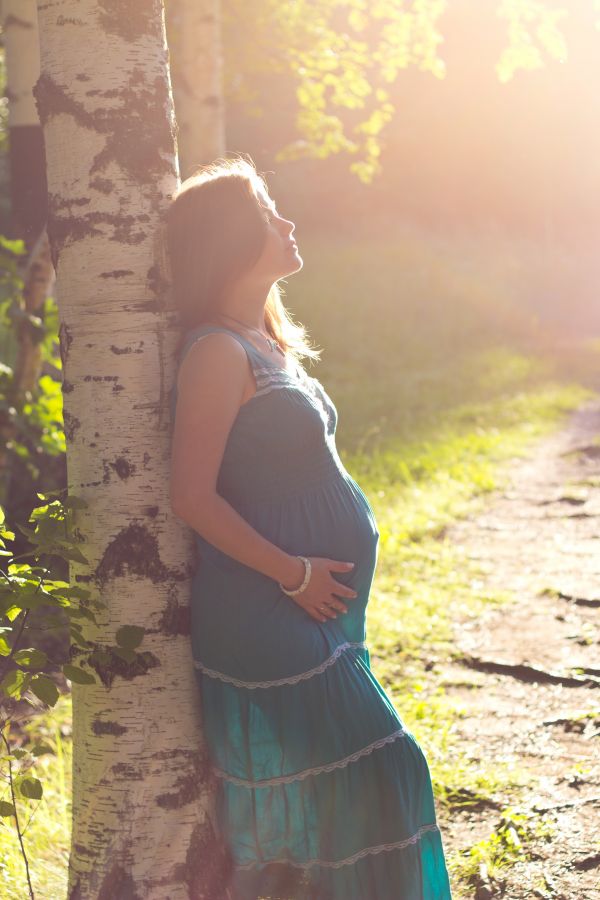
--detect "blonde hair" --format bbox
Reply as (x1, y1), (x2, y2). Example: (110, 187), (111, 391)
(163, 154), (320, 365)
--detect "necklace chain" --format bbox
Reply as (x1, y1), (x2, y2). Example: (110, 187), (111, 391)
(216, 312), (285, 357)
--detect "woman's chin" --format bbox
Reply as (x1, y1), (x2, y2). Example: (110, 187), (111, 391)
(288, 253), (304, 273)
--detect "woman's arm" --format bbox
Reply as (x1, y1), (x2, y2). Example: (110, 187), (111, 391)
(169, 332), (305, 589)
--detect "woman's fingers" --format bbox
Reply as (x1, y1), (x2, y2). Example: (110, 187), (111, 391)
(330, 579), (358, 600)
(326, 559), (355, 572)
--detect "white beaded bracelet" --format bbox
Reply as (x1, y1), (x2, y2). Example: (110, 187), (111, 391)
(279, 556), (312, 596)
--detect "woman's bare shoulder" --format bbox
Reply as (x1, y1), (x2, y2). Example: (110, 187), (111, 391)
(177, 330), (249, 394)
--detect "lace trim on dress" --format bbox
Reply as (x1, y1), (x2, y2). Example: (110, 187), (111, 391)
(250, 363), (328, 410)
(212, 727), (408, 787)
(235, 822), (441, 870)
(193, 640), (367, 689)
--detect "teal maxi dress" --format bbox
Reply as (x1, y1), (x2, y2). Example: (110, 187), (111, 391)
(169, 324), (453, 900)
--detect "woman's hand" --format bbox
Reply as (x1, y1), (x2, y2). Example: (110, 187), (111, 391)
(281, 557), (358, 623)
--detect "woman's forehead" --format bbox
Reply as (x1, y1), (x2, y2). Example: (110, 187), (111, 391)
(255, 185), (274, 209)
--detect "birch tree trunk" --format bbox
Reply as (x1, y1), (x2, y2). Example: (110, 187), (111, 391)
(165, 0), (225, 179)
(2, 0), (48, 249)
(33, 2), (228, 897)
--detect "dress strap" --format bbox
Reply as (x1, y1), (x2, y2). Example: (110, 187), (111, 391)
(170, 324), (301, 425)
(176, 324), (263, 374)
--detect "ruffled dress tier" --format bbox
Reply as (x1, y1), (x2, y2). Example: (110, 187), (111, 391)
(169, 325), (452, 900)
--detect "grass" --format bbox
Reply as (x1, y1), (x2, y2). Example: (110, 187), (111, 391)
(448, 805), (558, 898)
(2, 218), (599, 897)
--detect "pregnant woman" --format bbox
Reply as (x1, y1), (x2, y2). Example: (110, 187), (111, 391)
(166, 155), (452, 900)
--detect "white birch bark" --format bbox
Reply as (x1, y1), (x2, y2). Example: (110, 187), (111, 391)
(165, 0), (225, 178)
(33, 2), (229, 897)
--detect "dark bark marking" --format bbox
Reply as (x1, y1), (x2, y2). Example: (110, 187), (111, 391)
(144, 505), (159, 517)
(89, 176), (114, 194)
(95, 522), (185, 588)
(97, 863), (143, 900)
(112, 457), (134, 480)
(88, 66), (175, 187)
(92, 719), (128, 736)
(73, 843), (95, 856)
(56, 16), (84, 26)
(83, 374), (119, 382)
(147, 263), (169, 299)
(142, 452), (151, 467)
(109, 761), (145, 780)
(177, 819), (235, 900)
(75, 573), (93, 583)
(47, 207), (148, 254)
(63, 410), (81, 442)
(58, 321), (73, 369)
(97, 0), (163, 44)
(158, 586), (191, 638)
(75, 73), (91, 81)
(62, 380), (75, 393)
(51, 195), (91, 210)
(100, 270), (134, 279)
(155, 747), (210, 810)
(33, 63), (176, 264)
(109, 343), (140, 354)
(127, 299), (161, 313)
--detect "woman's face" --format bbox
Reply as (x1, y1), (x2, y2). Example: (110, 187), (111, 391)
(251, 186), (303, 282)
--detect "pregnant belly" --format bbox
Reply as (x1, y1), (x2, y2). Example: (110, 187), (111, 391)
(246, 472), (379, 563)
(191, 472), (380, 677)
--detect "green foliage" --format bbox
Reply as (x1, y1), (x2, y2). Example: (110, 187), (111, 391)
(496, 0), (569, 83)
(0, 492), (145, 897)
(450, 805), (557, 889)
(224, 0), (446, 183)
(0, 236), (64, 514)
(223, 0), (576, 182)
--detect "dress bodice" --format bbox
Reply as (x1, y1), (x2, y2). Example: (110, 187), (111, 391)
(169, 324), (344, 506)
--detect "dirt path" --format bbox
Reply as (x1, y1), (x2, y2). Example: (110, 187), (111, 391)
(438, 396), (600, 899)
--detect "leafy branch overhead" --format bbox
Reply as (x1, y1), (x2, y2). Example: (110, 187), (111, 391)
(223, 0), (579, 183)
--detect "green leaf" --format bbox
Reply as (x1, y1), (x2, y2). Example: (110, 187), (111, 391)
(30, 742), (54, 757)
(112, 646), (137, 663)
(19, 777), (43, 800)
(60, 546), (90, 564)
(62, 664), (96, 685)
(0, 636), (11, 656)
(13, 648), (48, 668)
(1, 667), (26, 698)
(29, 674), (60, 706)
(62, 495), (88, 509)
(0, 235), (26, 254)
(0, 800), (16, 817)
(115, 625), (145, 650)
